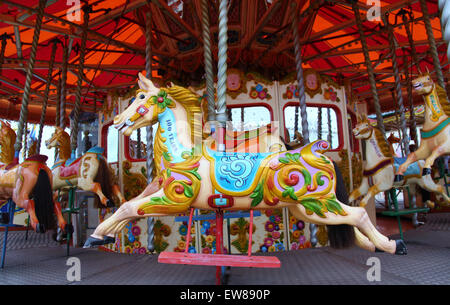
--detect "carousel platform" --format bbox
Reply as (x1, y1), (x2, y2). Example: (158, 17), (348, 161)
(0, 213), (448, 285)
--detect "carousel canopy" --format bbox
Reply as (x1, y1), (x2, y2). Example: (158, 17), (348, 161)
(0, 0), (446, 124)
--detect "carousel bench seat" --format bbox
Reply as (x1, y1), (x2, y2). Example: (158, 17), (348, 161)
(158, 252), (281, 268)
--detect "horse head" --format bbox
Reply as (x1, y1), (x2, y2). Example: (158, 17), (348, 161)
(114, 73), (166, 137)
(353, 114), (372, 139)
(412, 73), (434, 96)
(387, 132), (401, 144)
(45, 127), (69, 150)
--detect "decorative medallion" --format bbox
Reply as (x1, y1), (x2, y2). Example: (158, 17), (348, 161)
(304, 69), (322, 98)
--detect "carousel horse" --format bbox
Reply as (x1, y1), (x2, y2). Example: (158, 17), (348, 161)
(350, 114), (450, 207)
(84, 73), (408, 255)
(45, 127), (126, 207)
(0, 121), (68, 233)
(387, 132), (401, 156)
(396, 74), (450, 181)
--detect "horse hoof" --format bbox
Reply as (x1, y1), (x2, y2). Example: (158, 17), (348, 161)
(64, 224), (74, 235)
(395, 239), (408, 255)
(103, 236), (115, 245)
(422, 168), (432, 176)
(106, 199), (115, 208)
(0, 212), (9, 224)
(394, 175), (404, 182)
(83, 236), (105, 248)
(36, 223), (46, 233)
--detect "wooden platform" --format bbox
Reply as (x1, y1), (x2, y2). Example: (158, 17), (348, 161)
(158, 252), (281, 268)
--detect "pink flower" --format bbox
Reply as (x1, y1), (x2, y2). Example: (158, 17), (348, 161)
(272, 231), (281, 240)
(291, 242), (298, 250)
(264, 238), (274, 247)
(299, 235), (306, 245)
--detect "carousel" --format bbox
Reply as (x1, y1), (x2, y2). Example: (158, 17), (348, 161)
(0, 0), (448, 286)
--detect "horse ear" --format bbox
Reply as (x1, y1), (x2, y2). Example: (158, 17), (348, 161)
(138, 72), (149, 91)
(138, 72), (159, 94)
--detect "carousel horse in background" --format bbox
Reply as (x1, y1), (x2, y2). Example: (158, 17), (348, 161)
(45, 127), (126, 207)
(396, 74), (450, 181)
(350, 114), (449, 207)
(0, 121), (69, 233)
(84, 73), (408, 255)
(387, 132), (401, 156)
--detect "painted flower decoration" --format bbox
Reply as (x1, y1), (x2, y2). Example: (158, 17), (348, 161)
(205, 235), (215, 244)
(291, 242), (298, 250)
(152, 90), (173, 109)
(131, 226), (141, 236)
(179, 225), (188, 236)
(265, 221), (275, 232)
(268, 246), (276, 252)
(276, 243), (285, 251)
(250, 89), (259, 99)
(178, 240), (186, 249)
(292, 230), (301, 239)
(138, 247), (147, 254)
(264, 237), (274, 247)
(188, 246), (196, 253)
(260, 245), (268, 252)
(299, 235), (307, 245)
(202, 247), (211, 254)
(296, 220), (305, 230)
(272, 231), (281, 240)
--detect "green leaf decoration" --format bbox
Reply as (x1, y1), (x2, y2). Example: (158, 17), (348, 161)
(250, 180), (264, 207)
(300, 198), (326, 218)
(281, 186), (297, 200)
(279, 157), (290, 164)
(166, 169), (171, 177)
(187, 168), (202, 181)
(315, 172), (325, 186)
(162, 151), (172, 161)
(302, 169), (311, 186)
(180, 181), (194, 198)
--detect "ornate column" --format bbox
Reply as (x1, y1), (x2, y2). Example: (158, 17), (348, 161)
(201, 0), (216, 124)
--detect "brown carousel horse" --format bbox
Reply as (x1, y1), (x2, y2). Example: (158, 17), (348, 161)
(0, 121), (68, 234)
(45, 127), (126, 207)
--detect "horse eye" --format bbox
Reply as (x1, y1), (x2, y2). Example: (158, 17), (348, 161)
(140, 94), (145, 99)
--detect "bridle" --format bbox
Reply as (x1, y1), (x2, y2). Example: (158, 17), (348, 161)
(125, 91), (159, 128)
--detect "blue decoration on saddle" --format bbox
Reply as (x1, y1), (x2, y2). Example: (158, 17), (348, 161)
(87, 147), (105, 154)
(393, 157), (421, 177)
(206, 147), (273, 192)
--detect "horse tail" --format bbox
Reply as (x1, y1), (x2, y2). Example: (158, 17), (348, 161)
(94, 156), (115, 207)
(32, 169), (56, 232)
(326, 161), (355, 249)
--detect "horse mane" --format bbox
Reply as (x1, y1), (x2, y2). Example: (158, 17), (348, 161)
(0, 123), (16, 164)
(57, 130), (71, 160)
(435, 84), (450, 117)
(162, 85), (203, 144)
(373, 127), (393, 158)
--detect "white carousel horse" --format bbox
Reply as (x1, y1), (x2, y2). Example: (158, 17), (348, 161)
(0, 121), (68, 233)
(349, 114), (450, 207)
(45, 127), (126, 207)
(397, 74), (450, 180)
(83, 73), (408, 255)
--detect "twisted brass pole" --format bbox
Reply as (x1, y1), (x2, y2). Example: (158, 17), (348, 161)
(60, 36), (70, 129)
(201, 0), (216, 124)
(216, 0), (229, 152)
(290, 1), (316, 247)
(351, 1), (386, 137)
(37, 40), (58, 154)
(419, 0), (447, 94)
(145, 8), (155, 253)
(70, 5), (91, 154)
(14, 0), (47, 159)
(384, 16), (409, 155)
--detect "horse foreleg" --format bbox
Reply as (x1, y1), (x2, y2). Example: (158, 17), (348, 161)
(359, 184), (381, 207)
(53, 200), (67, 231)
(424, 145), (448, 174)
(353, 227), (375, 252)
(398, 145), (429, 176)
(349, 178), (369, 203)
(79, 178), (108, 206)
(112, 184), (126, 204)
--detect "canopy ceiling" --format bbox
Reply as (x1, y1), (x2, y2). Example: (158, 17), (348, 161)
(0, 0), (446, 123)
